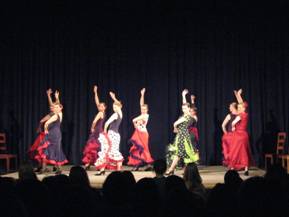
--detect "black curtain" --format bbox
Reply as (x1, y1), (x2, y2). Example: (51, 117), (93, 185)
(0, 1), (288, 166)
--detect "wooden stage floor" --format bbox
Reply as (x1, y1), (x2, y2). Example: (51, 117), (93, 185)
(2, 165), (265, 189)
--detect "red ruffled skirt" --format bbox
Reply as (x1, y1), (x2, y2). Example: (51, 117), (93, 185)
(127, 129), (154, 166)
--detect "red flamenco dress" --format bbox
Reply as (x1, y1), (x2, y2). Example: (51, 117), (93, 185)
(221, 113), (237, 166)
(223, 112), (251, 170)
(127, 117), (154, 166)
(82, 117), (105, 165)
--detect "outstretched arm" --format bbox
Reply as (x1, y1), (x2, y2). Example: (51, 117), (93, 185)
(47, 88), (54, 107)
(234, 89), (244, 104)
(182, 89), (189, 104)
(109, 91), (121, 104)
(54, 90), (60, 104)
(140, 88), (145, 107)
(93, 85), (100, 107)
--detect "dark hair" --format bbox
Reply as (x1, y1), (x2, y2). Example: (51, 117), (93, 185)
(183, 163), (202, 188)
(69, 166), (90, 187)
(153, 159), (167, 175)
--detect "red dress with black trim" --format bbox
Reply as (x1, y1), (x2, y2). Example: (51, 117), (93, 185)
(127, 114), (154, 166)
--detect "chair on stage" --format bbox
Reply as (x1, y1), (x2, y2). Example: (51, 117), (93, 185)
(264, 132), (286, 170)
(0, 133), (18, 172)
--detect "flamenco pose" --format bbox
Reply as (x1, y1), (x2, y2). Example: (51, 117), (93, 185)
(29, 89), (60, 172)
(82, 86), (106, 170)
(221, 89), (251, 175)
(34, 90), (68, 174)
(166, 102), (199, 175)
(221, 102), (238, 166)
(127, 88), (154, 170)
(94, 92), (124, 174)
(182, 89), (199, 152)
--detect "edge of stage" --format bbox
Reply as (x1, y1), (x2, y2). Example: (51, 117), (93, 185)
(2, 165), (265, 189)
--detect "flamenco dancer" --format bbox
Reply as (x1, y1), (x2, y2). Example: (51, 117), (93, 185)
(166, 102), (199, 175)
(222, 89), (251, 175)
(34, 91), (68, 174)
(221, 102), (238, 166)
(82, 86), (106, 170)
(29, 89), (60, 172)
(127, 88), (154, 171)
(94, 91), (124, 175)
(182, 89), (199, 152)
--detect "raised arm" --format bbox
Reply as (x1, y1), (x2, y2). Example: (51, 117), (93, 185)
(234, 89), (244, 104)
(109, 91), (121, 105)
(182, 89), (189, 104)
(221, 114), (231, 134)
(54, 90), (60, 104)
(93, 85), (100, 107)
(47, 88), (54, 107)
(190, 95), (196, 106)
(140, 88), (145, 107)
(104, 113), (118, 133)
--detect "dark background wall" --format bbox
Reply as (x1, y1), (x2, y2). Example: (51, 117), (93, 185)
(0, 0), (288, 166)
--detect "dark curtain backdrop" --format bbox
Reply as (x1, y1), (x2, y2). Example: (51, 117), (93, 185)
(0, 1), (288, 166)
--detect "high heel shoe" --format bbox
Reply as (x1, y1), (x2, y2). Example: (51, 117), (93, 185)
(165, 170), (174, 176)
(95, 170), (105, 176)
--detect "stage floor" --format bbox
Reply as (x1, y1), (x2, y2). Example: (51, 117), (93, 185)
(2, 165), (265, 189)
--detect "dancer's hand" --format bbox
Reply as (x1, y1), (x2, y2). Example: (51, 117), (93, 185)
(141, 88), (146, 95)
(173, 127), (178, 133)
(191, 95), (195, 101)
(182, 89), (189, 95)
(93, 85), (97, 93)
(91, 128), (95, 133)
(232, 126), (235, 132)
(109, 91), (116, 99)
(237, 89), (243, 95)
(54, 90), (59, 99)
(46, 88), (52, 96)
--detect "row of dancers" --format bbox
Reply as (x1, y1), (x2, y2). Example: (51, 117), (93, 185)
(29, 86), (251, 175)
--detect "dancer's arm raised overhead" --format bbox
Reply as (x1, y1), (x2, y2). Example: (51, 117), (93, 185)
(182, 89), (189, 104)
(221, 114), (231, 134)
(234, 89), (244, 104)
(54, 90), (60, 104)
(109, 91), (121, 105)
(190, 94), (196, 106)
(93, 85), (100, 107)
(47, 88), (54, 107)
(140, 88), (146, 107)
